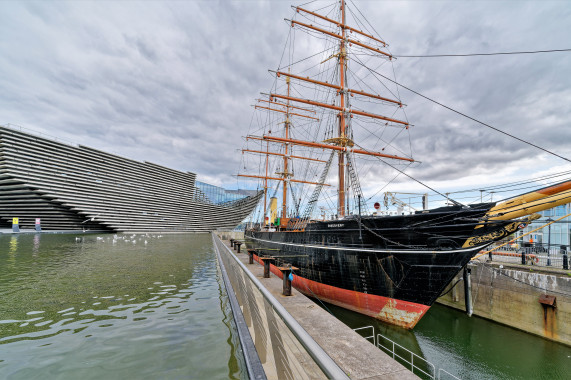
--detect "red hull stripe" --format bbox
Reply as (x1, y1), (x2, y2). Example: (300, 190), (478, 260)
(252, 254), (430, 329)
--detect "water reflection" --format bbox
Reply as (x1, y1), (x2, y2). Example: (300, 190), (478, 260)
(32, 233), (40, 256)
(0, 232), (244, 379)
(321, 301), (571, 380)
(9, 236), (18, 255)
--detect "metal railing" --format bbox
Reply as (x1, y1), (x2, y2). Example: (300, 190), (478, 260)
(377, 333), (435, 379)
(213, 233), (349, 380)
(353, 326), (375, 345)
(438, 368), (462, 380)
(353, 326), (462, 380)
(487, 243), (569, 269)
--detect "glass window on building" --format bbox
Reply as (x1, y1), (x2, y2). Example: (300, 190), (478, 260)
(194, 181), (256, 205)
(523, 204), (571, 248)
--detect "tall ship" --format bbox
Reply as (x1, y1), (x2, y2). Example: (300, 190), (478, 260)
(239, 1), (571, 328)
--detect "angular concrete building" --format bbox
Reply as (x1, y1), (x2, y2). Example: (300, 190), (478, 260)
(0, 125), (262, 232)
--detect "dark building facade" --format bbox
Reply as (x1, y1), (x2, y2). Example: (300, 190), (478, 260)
(0, 125), (261, 232)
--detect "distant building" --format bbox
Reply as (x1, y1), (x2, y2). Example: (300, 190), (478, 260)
(519, 203), (570, 249)
(195, 181), (258, 205)
(0, 125), (262, 232)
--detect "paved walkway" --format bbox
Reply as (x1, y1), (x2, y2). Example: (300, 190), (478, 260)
(222, 238), (419, 380)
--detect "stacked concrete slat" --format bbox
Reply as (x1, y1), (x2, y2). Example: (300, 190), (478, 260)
(0, 125), (262, 232)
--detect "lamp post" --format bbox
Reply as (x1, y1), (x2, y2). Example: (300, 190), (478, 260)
(546, 218), (553, 266)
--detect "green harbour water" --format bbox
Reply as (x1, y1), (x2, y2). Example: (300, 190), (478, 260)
(0, 232), (245, 380)
(322, 298), (571, 379)
(2, 231), (570, 380)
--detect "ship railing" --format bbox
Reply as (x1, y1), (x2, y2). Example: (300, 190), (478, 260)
(213, 233), (349, 380)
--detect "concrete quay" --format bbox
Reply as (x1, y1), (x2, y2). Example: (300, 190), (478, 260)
(217, 236), (418, 380)
(437, 258), (571, 346)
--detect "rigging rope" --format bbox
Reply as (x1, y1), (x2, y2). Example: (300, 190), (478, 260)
(353, 141), (464, 206)
(439, 276), (463, 297)
(352, 58), (571, 164)
(394, 48), (571, 58)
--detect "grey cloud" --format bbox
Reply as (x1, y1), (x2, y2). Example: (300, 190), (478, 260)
(0, 0), (569, 192)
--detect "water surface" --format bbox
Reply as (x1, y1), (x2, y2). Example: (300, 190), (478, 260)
(323, 301), (571, 379)
(0, 232), (245, 379)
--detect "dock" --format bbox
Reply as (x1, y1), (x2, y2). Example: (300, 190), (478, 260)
(438, 255), (571, 346)
(213, 233), (419, 380)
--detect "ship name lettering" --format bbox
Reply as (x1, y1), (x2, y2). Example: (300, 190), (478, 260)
(328, 223), (344, 228)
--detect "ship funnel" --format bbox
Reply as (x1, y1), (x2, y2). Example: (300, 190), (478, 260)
(269, 197), (278, 225)
(486, 180), (571, 221)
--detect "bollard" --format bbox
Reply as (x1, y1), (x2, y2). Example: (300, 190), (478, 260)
(260, 257), (274, 278)
(562, 245), (569, 270)
(521, 250), (526, 265)
(247, 249), (255, 264)
(235, 242), (242, 253)
(230, 239), (235, 248)
(12, 217), (20, 233)
(278, 266), (298, 296)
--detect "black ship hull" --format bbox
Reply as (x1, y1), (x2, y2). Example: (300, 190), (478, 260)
(245, 204), (531, 328)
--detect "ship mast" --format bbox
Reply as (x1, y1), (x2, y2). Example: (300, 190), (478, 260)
(240, 0), (415, 225)
(263, 140), (269, 224)
(282, 76), (292, 220)
(239, 76), (323, 225)
(338, 0), (348, 217)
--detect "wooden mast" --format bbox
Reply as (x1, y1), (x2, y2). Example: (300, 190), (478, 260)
(262, 139), (269, 225)
(241, 0), (413, 224)
(240, 73), (321, 226)
(338, 0), (348, 217)
(282, 76), (291, 220)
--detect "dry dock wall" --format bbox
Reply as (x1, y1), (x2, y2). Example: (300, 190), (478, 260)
(437, 260), (571, 346)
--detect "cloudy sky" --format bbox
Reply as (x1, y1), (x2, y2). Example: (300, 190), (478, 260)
(1, 0), (570, 208)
